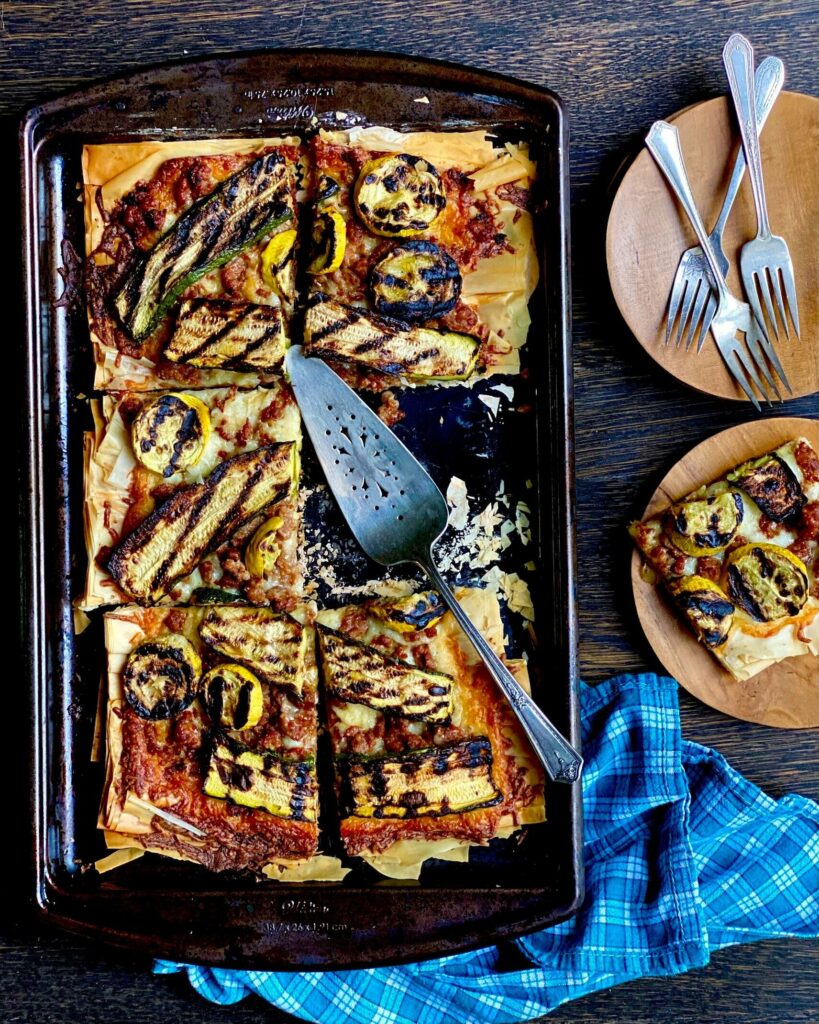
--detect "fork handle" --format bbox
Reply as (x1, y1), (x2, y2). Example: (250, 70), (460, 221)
(646, 121), (730, 300)
(418, 555), (583, 785)
(711, 55), (784, 246)
(723, 32), (772, 238)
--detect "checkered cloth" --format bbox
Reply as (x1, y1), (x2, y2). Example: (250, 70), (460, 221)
(155, 674), (819, 1022)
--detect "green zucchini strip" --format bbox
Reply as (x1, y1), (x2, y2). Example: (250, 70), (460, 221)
(108, 442), (295, 603)
(318, 625), (452, 722)
(115, 152), (292, 342)
(304, 296), (480, 381)
(165, 297), (288, 372)
(340, 738), (501, 819)
(200, 607), (308, 696)
(204, 737), (316, 821)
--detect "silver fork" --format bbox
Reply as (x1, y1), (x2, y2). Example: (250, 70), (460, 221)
(647, 120), (780, 410)
(665, 55), (784, 351)
(724, 32), (801, 342)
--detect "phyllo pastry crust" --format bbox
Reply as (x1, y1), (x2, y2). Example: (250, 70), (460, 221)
(81, 383), (302, 610)
(631, 437), (819, 681)
(316, 587), (545, 879)
(100, 603), (348, 880)
(303, 127), (539, 387)
(83, 137), (303, 392)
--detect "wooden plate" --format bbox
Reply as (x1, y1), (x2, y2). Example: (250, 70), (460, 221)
(608, 92), (819, 402)
(631, 416), (819, 728)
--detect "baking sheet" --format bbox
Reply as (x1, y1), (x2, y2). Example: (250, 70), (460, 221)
(21, 48), (581, 969)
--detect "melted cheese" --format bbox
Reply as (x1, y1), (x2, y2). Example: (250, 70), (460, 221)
(333, 702), (381, 730)
(716, 603), (819, 680)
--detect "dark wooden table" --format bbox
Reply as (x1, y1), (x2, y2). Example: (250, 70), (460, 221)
(5, 1), (817, 1021)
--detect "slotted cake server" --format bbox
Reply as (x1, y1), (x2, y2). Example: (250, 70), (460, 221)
(287, 345), (583, 784)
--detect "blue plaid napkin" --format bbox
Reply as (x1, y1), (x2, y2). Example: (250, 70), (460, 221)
(155, 673), (819, 1022)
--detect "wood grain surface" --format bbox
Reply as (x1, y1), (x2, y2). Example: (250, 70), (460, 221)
(5, 1), (818, 1022)
(632, 416), (819, 727)
(607, 92), (819, 402)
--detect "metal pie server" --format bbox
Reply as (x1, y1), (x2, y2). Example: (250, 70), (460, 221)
(287, 345), (583, 784)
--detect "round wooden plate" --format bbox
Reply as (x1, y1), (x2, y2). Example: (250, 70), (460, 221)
(631, 416), (819, 728)
(607, 92), (819, 401)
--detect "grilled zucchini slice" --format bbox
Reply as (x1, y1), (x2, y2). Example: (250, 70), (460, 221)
(318, 625), (452, 722)
(131, 392), (211, 478)
(115, 152), (293, 342)
(726, 453), (807, 522)
(667, 490), (744, 556)
(371, 590), (446, 633)
(204, 736), (316, 821)
(354, 153), (446, 237)
(369, 241), (461, 321)
(164, 297), (288, 373)
(201, 663), (264, 731)
(123, 634), (201, 720)
(724, 544), (809, 622)
(200, 606), (308, 695)
(669, 576), (735, 648)
(108, 442), (296, 603)
(339, 738), (501, 819)
(304, 297), (479, 381)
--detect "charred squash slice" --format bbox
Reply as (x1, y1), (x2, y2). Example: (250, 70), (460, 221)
(669, 576), (735, 648)
(723, 544), (809, 622)
(318, 625), (452, 722)
(339, 738), (501, 819)
(304, 297), (479, 381)
(108, 442), (296, 603)
(123, 634), (201, 720)
(354, 153), (446, 237)
(371, 590), (446, 633)
(131, 392), (211, 478)
(200, 606), (308, 695)
(667, 490), (744, 556)
(307, 209), (347, 275)
(201, 663), (264, 731)
(190, 587), (249, 606)
(260, 228), (297, 297)
(726, 453), (807, 522)
(164, 297), (287, 373)
(115, 152), (293, 342)
(369, 241), (461, 321)
(204, 736), (316, 821)
(244, 515), (284, 577)
(316, 174), (341, 205)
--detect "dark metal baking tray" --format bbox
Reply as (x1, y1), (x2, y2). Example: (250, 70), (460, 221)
(21, 48), (582, 969)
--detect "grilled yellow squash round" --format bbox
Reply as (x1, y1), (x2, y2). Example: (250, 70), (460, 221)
(307, 209), (347, 274)
(355, 153), (446, 237)
(370, 241), (461, 321)
(123, 634), (202, 720)
(201, 663), (264, 731)
(261, 228), (298, 295)
(244, 515), (284, 577)
(131, 392), (211, 478)
(723, 543), (809, 622)
(667, 490), (744, 556)
(669, 575), (735, 648)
